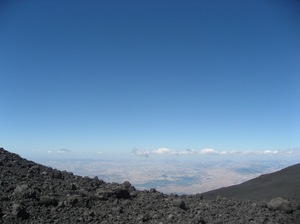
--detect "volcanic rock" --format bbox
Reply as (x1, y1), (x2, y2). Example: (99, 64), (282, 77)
(0, 147), (299, 223)
(267, 197), (292, 213)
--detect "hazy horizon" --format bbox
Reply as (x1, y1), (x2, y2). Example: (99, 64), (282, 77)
(2, 146), (300, 194)
(36, 152), (299, 195)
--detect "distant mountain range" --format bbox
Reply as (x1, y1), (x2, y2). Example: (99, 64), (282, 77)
(202, 163), (300, 200)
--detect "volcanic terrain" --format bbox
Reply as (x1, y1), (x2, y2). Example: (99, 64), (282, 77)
(0, 148), (299, 223)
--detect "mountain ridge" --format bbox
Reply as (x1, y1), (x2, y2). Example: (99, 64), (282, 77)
(202, 163), (300, 200)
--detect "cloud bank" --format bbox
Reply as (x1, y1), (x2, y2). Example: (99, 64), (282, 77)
(132, 148), (300, 158)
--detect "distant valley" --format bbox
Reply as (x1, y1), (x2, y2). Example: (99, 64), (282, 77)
(39, 157), (298, 194)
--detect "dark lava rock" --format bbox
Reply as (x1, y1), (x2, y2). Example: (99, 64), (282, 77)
(39, 196), (58, 206)
(172, 199), (187, 210)
(11, 203), (29, 219)
(0, 147), (300, 223)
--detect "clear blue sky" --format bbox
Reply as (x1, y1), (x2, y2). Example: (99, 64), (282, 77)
(1, 0), (299, 159)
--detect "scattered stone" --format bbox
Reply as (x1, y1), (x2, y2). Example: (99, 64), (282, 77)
(11, 203), (29, 219)
(123, 181), (131, 189)
(0, 148), (299, 223)
(51, 170), (63, 179)
(173, 199), (187, 210)
(13, 184), (29, 194)
(39, 196), (58, 206)
(13, 184), (37, 199)
(70, 183), (78, 190)
(113, 187), (130, 199)
(267, 197), (292, 213)
(150, 188), (157, 193)
(65, 195), (79, 206)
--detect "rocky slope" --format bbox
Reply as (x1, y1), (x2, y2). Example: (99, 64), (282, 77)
(202, 163), (300, 200)
(0, 148), (299, 223)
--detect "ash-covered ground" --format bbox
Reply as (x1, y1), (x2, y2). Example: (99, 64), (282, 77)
(1, 148), (299, 223)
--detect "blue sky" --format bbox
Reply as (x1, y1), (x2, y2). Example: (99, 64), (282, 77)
(1, 0), (299, 159)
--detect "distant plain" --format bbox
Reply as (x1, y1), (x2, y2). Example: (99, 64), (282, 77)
(38, 155), (299, 194)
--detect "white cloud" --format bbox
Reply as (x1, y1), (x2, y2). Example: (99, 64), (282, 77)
(132, 147), (300, 157)
(132, 148), (150, 157)
(227, 150), (244, 155)
(219, 150), (228, 155)
(152, 148), (176, 155)
(199, 148), (217, 155)
(178, 149), (197, 155)
(57, 149), (70, 154)
(47, 150), (52, 154)
(262, 150), (278, 155)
